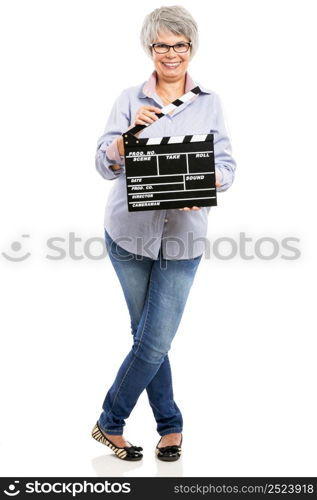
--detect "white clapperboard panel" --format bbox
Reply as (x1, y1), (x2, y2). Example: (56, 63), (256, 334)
(123, 87), (217, 212)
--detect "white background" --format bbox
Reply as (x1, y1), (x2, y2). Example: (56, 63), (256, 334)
(0, 0), (316, 478)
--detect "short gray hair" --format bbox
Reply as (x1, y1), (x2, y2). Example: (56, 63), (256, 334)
(140, 5), (199, 60)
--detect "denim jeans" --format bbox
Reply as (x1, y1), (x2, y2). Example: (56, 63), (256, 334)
(98, 230), (202, 436)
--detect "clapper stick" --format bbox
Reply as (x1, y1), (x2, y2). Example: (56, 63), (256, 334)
(122, 86), (217, 212)
(125, 86), (201, 138)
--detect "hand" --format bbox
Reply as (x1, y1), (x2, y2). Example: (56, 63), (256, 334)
(178, 206), (201, 211)
(116, 135), (125, 156)
(178, 178), (221, 210)
(133, 105), (162, 127)
(116, 105), (162, 155)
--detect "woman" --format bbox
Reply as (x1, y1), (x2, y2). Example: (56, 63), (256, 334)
(92, 5), (236, 461)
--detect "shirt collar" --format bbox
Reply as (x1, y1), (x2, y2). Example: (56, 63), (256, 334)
(138, 70), (211, 99)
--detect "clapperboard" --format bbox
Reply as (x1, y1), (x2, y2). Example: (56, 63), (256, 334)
(122, 87), (217, 212)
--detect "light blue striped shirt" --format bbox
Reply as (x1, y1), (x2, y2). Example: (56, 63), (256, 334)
(95, 71), (236, 260)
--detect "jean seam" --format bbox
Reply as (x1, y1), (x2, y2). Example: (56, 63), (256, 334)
(133, 271), (154, 356)
(148, 398), (177, 416)
(106, 231), (152, 336)
(148, 400), (163, 415)
(105, 229), (148, 414)
(108, 271), (154, 413)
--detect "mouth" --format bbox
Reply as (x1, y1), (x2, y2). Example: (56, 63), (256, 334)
(161, 62), (181, 69)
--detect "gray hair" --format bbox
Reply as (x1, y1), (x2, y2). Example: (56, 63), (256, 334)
(140, 5), (199, 60)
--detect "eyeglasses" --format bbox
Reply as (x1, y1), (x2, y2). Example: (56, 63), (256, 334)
(150, 42), (192, 54)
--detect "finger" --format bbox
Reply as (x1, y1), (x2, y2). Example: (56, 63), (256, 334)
(143, 109), (161, 121)
(136, 114), (153, 124)
(179, 206), (201, 211)
(135, 119), (151, 126)
(137, 112), (158, 124)
(135, 115), (155, 125)
(145, 106), (162, 114)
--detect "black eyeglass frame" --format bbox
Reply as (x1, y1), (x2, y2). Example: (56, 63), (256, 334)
(150, 42), (192, 54)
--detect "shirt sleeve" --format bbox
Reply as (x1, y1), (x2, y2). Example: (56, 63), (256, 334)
(95, 90), (131, 180)
(212, 93), (237, 192)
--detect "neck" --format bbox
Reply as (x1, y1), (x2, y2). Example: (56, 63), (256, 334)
(156, 74), (187, 98)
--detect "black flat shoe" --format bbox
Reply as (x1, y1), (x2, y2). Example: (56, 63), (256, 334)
(91, 422), (143, 461)
(155, 434), (182, 462)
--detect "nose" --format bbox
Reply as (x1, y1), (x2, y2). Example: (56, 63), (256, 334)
(165, 49), (179, 59)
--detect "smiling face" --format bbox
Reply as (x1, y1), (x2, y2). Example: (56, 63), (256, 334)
(151, 30), (191, 83)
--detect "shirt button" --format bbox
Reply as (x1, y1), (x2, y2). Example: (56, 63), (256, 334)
(164, 218), (168, 223)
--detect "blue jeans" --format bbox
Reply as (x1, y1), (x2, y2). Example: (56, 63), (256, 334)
(98, 230), (202, 436)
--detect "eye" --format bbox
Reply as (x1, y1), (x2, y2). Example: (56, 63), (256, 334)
(156, 44), (169, 49)
(175, 43), (187, 49)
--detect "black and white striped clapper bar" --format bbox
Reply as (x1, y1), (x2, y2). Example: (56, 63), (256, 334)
(122, 86), (217, 212)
